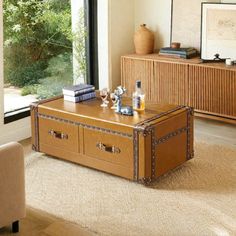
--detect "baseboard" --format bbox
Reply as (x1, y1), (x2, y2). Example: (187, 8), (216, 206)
(194, 112), (236, 125)
(0, 117), (31, 145)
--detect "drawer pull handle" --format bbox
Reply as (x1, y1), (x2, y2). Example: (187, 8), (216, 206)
(48, 130), (68, 140)
(96, 142), (121, 154)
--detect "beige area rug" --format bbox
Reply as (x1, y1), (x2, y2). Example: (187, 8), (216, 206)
(25, 142), (236, 236)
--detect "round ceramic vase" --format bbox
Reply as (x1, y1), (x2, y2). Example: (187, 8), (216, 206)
(134, 24), (154, 55)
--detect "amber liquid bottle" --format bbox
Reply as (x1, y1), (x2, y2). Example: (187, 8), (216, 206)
(132, 80), (145, 111)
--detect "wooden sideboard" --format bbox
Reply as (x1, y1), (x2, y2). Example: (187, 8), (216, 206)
(121, 54), (236, 123)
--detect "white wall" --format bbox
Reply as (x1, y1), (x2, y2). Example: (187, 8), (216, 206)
(98, 0), (172, 88)
(101, 0), (172, 87)
(134, 0), (236, 51)
(97, 0), (110, 89)
(98, 0), (135, 90)
(99, 0), (172, 87)
(109, 0), (135, 89)
(134, 0), (172, 50)
(0, 118), (31, 145)
(221, 0), (236, 2)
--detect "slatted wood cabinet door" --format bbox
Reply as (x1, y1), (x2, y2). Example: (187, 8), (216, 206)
(121, 57), (188, 105)
(121, 57), (153, 100)
(153, 61), (188, 105)
(188, 65), (236, 118)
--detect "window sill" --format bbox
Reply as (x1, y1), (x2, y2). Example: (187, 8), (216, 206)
(4, 106), (30, 124)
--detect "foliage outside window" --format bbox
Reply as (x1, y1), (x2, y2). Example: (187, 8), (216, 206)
(3, 0), (86, 100)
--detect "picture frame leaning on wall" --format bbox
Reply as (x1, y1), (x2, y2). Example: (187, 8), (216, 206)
(170, 0), (221, 51)
(201, 3), (236, 61)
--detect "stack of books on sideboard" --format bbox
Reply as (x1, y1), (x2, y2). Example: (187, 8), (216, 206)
(159, 47), (198, 59)
(63, 84), (96, 103)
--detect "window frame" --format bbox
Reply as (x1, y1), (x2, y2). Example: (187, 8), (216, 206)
(84, 0), (99, 89)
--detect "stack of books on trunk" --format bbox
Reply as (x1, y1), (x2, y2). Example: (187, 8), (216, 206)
(159, 47), (198, 59)
(63, 84), (96, 103)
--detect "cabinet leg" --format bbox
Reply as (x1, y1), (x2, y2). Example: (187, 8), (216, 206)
(12, 221), (19, 233)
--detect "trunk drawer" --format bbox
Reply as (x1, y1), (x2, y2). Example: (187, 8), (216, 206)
(39, 117), (79, 153)
(83, 128), (133, 168)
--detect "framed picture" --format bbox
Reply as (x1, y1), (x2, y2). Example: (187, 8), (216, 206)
(171, 0), (220, 51)
(201, 3), (236, 60)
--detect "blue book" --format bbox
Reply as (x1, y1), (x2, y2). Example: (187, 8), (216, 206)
(63, 84), (95, 96)
(160, 47), (197, 56)
(64, 91), (96, 103)
(159, 52), (197, 59)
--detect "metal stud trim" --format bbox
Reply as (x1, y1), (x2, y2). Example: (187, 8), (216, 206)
(37, 113), (133, 139)
(32, 144), (37, 151)
(186, 107), (194, 160)
(30, 104), (40, 151)
(133, 129), (139, 181)
(138, 177), (152, 185)
(155, 126), (188, 145)
(151, 127), (156, 179)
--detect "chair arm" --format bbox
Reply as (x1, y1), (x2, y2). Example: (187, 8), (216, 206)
(0, 142), (26, 228)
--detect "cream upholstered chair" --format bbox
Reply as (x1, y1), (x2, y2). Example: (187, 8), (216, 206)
(0, 142), (26, 233)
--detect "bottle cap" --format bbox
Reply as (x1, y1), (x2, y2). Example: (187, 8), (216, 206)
(136, 80), (141, 88)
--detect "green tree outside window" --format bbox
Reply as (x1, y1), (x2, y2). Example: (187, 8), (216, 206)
(3, 0), (87, 99)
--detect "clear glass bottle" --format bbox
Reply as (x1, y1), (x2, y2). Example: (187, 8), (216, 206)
(132, 80), (145, 111)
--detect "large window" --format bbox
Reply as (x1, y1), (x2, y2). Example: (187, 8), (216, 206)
(3, 0), (98, 123)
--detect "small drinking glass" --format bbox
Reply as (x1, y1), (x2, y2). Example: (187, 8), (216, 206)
(110, 93), (117, 109)
(100, 88), (109, 107)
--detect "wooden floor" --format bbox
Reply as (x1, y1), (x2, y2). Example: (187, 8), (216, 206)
(194, 117), (236, 148)
(0, 117), (235, 236)
(0, 208), (96, 236)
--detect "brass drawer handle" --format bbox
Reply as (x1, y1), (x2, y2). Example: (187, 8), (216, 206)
(48, 130), (68, 140)
(96, 142), (121, 154)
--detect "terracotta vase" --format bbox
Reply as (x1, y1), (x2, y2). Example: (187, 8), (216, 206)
(134, 24), (154, 55)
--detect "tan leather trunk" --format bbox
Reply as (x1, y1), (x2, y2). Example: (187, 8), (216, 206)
(31, 96), (194, 185)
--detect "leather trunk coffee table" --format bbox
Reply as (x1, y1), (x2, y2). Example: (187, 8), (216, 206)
(31, 96), (194, 185)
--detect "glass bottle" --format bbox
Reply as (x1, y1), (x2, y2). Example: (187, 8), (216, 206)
(132, 80), (145, 111)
